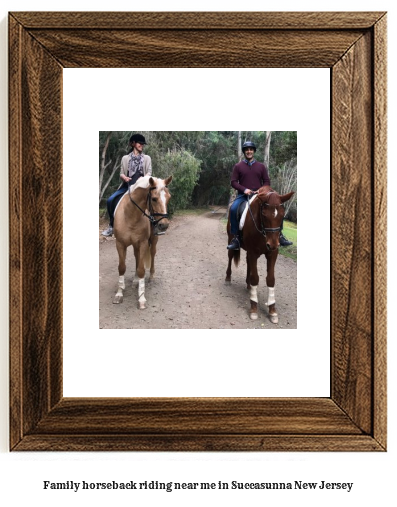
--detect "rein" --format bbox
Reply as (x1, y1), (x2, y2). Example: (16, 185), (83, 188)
(127, 184), (169, 229)
(247, 191), (283, 238)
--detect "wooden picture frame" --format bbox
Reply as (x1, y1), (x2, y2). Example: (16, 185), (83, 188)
(9, 11), (387, 451)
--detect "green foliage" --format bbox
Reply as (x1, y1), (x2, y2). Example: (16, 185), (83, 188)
(192, 131), (237, 206)
(99, 131), (297, 221)
(269, 131), (297, 173)
(152, 149), (202, 213)
(279, 221), (297, 261)
(99, 131), (131, 206)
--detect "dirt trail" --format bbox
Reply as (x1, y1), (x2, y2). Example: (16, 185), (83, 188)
(99, 210), (297, 329)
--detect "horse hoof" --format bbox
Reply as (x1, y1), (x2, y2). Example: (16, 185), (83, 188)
(269, 314), (279, 324)
(225, 279), (231, 284)
(138, 302), (147, 310)
(113, 295), (123, 304)
(250, 312), (258, 321)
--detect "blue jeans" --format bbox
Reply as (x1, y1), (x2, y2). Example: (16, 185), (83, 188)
(106, 183), (128, 227)
(106, 173), (143, 226)
(230, 194), (248, 235)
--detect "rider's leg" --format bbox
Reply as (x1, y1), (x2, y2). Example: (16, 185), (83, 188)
(279, 217), (293, 246)
(227, 194), (246, 250)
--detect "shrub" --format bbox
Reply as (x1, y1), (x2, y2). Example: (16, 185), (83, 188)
(154, 149), (201, 213)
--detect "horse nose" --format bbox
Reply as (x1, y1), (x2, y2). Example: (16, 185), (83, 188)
(158, 220), (169, 231)
(266, 242), (279, 251)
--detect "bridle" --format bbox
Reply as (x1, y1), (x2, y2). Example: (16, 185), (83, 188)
(248, 191), (284, 238)
(127, 184), (169, 230)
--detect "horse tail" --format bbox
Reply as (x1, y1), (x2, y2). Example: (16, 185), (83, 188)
(233, 249), (240, 267)
(144, 244), (152, 269)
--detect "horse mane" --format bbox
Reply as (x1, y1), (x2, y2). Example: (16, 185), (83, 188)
(258, 185), (273, 195)
(113, 176), (154, 218)
(130, 175), (152, 192)
(257, 186), (281, 205)
(130, 175), (167, 194)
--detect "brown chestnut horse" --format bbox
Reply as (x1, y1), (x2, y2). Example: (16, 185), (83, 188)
(113, 175), (172, 309)
(226, 186), (294, 323)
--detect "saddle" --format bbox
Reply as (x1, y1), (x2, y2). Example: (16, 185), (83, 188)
(236, 199), (248, 227)
(231, 195), (257, 246)
(237, 194), (257, 231)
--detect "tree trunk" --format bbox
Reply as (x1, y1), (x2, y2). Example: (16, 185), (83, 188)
(278, 159), (297, 218)
(99, 156), (120, 205)
(99, 131), (112, 202)
(237, 131), (242, 160)
(264, 131), (271, 167)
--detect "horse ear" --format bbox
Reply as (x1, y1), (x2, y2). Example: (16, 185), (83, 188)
(280, 191), (294, 203)
(149, 177), (155, 187)
(164, 175), (173, 186)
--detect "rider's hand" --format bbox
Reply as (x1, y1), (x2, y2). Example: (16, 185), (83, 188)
(244, 189), (253, 195)
(122, 175), (131, 183)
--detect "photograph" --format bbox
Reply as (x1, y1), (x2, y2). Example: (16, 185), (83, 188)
(99, 131), (297, 329)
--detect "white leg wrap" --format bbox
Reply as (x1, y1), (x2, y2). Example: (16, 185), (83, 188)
(266, 287), (276, 306)
(138, 278), (146, 303)
(250, 285), (258, 303)
(115, 276), (125, 298)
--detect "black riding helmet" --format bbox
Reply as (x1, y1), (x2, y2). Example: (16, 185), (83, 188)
(242, 141), (256, 152)
(130, 133), (147, 145)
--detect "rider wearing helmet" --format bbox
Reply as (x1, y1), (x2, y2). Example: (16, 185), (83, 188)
(227, 140), (293, 250)
(102, 133), (152, 237)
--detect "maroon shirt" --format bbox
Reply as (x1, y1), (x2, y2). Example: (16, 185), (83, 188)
(231, 160), (271, 195)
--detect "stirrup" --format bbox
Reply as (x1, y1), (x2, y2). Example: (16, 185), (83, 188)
(227, 236), (240, 250)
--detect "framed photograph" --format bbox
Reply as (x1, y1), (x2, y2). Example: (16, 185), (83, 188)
(9, 11), (387, 451)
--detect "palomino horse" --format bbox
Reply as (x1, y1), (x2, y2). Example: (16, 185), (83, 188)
(226, 186), (294, 323)
(113, 174), (172, 308)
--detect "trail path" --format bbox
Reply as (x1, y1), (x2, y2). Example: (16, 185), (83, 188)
(99, 210), (297, 329)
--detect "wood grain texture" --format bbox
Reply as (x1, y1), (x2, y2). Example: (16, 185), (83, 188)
(332, 32), (373, 434)
(14, 435), (382, 452)
(31, 398), (362, 435)
(9, 16), (64, 447)
(373, 15), (387, 449)
(11, 11), (386, 29)
(9, 14), (23, 450)
(9, 11), (387, 452)
(28, 29), (363, 68)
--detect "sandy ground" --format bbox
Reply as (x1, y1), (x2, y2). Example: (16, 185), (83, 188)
(99, 210), (297, 329)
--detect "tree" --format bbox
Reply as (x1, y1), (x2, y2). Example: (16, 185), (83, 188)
(99, 131), (131, 206)
(98, 131), (297, 221)
(154, 149), (201, 213)
(275, 158), (297, 220)
(264, 131), (271, 167)
(237, 131), (242, 160)
(99, 131), (112, 203)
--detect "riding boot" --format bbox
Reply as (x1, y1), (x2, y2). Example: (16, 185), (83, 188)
(279, 232), (292, 246)
(227, 235), (240, 250)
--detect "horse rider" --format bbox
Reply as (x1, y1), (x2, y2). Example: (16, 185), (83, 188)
(227, 140), (293, 250)
(102, 133), (152, 237)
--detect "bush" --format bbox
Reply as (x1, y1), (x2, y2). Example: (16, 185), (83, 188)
(153, 149), (201, 213)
